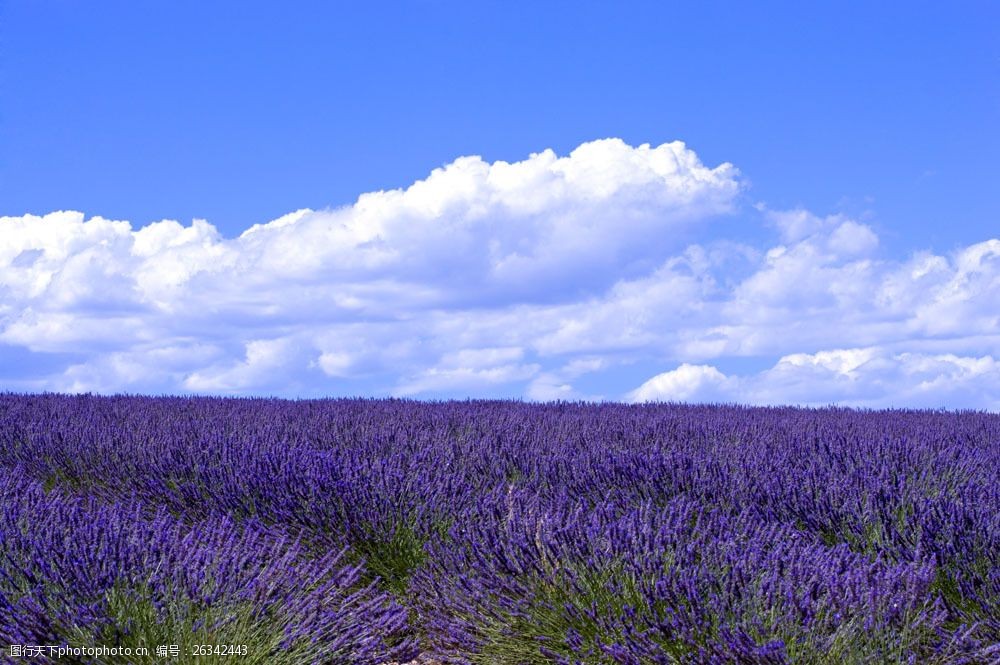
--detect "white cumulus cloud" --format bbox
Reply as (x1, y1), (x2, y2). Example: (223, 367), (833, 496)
(629, 349), (1000, 410)
(2, 137), (999, 408)
(628, 364), (734, 403)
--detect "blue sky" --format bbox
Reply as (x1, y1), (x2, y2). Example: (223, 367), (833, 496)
(2, 1), (999, 407)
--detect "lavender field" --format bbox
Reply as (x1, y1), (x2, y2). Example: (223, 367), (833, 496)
(0, 394), (998, 664)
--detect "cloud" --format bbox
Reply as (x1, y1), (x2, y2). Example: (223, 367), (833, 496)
(1, 137), (999, 408)
(56, 344), (221, 394)
(628, 349), (1000, 410)
(394, 347), (539, 397)
(1, 138), (738, 333)
(628, 364), (734, 403)
(230, 138), (741, 305)
(183, 339), (302, 393)
(525, 356), (610, 401)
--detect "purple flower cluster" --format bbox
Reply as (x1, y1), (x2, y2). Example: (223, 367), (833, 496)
(0, 395), (998, 663)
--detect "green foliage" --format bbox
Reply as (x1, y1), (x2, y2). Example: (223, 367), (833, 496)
(62, 583), (322, 665)
(471, 560), (688, 664)
(353, 523), (429, 597)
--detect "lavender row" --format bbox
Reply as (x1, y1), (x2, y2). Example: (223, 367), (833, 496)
(413, 488), (993, 663)
(0, 465), (416, 664)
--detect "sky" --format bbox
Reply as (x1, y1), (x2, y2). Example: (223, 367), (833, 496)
(1, 1), (999, 408)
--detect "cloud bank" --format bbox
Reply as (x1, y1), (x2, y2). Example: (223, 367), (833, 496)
(1, 138), (998, 409)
